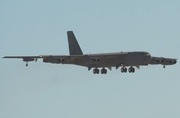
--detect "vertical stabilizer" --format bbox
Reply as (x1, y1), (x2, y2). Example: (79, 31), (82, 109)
(67, 31), (83, 55)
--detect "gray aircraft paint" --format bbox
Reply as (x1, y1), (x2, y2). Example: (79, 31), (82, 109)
(3, 31), (177, 73)
(67, 31), (83, 55)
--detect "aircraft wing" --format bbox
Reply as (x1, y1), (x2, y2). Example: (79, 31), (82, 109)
(3, 52), (127, 66)
(3, 55), (74, 66)
(3, 55), (71, 61)
(3, 55), (72, 59)
(3, 56), (42, 61)
(3, 52), (128, 61)
(3, 56), (42, 58)
(3, 55), (86, 63)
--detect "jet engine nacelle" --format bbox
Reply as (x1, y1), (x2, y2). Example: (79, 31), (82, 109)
(23, 58), (35, 62)
(43, 58), (65, 64)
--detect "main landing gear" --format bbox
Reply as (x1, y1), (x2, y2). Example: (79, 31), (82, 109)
(93, 68), (99, 74)
(121, 67), (127, 73)
(121, 66), (135, 73)
(93, 66), (135, 74)
(93, 68), (107, 74)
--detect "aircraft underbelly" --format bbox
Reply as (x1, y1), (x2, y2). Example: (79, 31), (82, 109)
(71, 57), (125, 67)
(66, 53), (151, 67)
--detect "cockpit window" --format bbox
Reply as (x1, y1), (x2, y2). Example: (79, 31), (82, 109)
(146, 53), (149, 56)
(141, 52), (150, 56)
(145, 52), (151, 56)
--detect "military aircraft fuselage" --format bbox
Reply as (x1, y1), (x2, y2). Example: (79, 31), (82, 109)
(67, 51), (152, 68)
(3, 31), (177, 74)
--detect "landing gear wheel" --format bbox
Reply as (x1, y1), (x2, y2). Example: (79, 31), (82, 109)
(121, 67), (127, 73)
(124, 68), (127, 73)
(104, 69), (107, 74)
(93, 69), (96, 74)
(101, 69), (104, 74)
(93, 68), (99, 74)
(132, 68), (135, 73)
(101, 68), (107, 74)
(96, 69), (99, 74)
(26, 62), (28, 67)
(121, 68), (124, 73)
(128, 67), (135, 73)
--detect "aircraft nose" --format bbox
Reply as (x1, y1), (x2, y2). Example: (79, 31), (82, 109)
(174, 60), (177, 64)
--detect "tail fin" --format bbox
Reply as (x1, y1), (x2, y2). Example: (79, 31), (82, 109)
(67, 31), (83, 55)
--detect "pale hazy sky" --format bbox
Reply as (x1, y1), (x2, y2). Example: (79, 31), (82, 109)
(1, 0), (180, 118)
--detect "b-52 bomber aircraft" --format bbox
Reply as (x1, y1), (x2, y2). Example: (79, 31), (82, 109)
(3, 31), (177, 74)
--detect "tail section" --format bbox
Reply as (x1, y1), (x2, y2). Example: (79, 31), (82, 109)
(67, 31), (83, 55)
